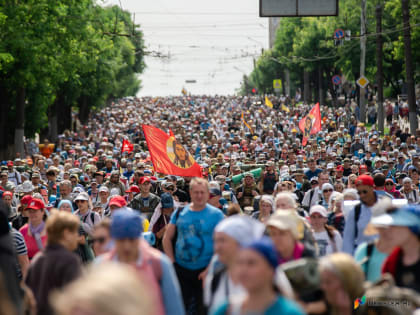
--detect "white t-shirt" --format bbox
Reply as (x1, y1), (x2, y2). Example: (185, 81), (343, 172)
(313, 230), (343, 256)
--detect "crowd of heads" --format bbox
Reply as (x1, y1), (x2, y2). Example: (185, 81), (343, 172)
(1, 95), (420, 315)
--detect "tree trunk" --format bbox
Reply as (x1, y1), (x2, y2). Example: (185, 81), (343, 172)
(360, 0), (367, 123)
(402, 0), (418, 133)
(284, 68), (291, 97)
(0, 85), (10, 159)
(376, 5), (385, 135)
(78, 95), (90, 125)
(14, 87), (25, 158)
(326, 71), (338, 107)
(303, 70), (311, 103)
(319, 67), (325, 105)
(313, 70), (320, 103)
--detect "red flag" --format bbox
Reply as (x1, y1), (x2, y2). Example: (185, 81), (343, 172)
(121, 139), (134, 153)
(298, 103), (322, 146)
(142, 125), (202, 177)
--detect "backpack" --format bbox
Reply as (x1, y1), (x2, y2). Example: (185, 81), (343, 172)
(354, 203), (362, 246)
(171, 206), (184, 252)
(209, 264), (227, 308)
(359, 241), (375, 277)
(360, 274), (420, 314)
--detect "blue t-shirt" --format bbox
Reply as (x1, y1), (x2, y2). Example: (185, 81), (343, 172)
(171, 204), (224, 270)
(212, 296), (304, 315)
(354, 242), (388, 283)
(305, 168), (322, 180)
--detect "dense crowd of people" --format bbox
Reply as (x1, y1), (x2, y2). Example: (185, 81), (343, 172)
(1, 95), (420, 315)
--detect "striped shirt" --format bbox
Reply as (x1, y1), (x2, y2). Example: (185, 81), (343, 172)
(11, 228), (27, 280)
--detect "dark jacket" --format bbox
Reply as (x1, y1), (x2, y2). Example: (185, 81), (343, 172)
(26, 244), (81, 315)
(128, 193), (160, 219)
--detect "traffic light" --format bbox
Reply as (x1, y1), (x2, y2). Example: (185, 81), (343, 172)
(251, 88), (257, 94)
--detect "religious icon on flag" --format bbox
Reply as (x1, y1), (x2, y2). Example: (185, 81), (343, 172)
(142, 125), (202, 177)
(121, 139), (134, 153)
(298, 103), (321, 146)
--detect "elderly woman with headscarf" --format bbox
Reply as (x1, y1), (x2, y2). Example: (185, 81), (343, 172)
(252, 195), (274, 223)
(204, 215), (293, 314)
(58, 200), (74, 213)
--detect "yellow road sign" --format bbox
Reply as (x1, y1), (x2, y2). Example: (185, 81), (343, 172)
(273, 79), (282, 89)
(356, 76), (369, 88)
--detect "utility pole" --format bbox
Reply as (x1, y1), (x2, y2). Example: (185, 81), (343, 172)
(359, 0), (367, 123)
(402, 0), (418, 134)
(376, 5), (384, 135)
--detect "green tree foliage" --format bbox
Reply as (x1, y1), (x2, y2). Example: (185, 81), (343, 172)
(0, 0), (145, 157)
(241, 0), (419, 101)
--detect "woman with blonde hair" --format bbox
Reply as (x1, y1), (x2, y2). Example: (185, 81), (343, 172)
(319, 253), (365, 315)
(51, 262), (154, 315)
(347, 174), (357, 189)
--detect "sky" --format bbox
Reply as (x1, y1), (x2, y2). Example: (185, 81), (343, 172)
(103, 0), (268, 96)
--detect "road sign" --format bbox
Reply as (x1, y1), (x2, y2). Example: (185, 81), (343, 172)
(260, 0), (338, 17)
(334, 28), (344, 39)
(356, 76), (369, 88)
(332, 75), (341, 85)
(273, 79), (282, 89)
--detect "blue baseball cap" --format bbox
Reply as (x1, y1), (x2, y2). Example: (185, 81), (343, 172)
(161, 193), (174, 208)
(111, 210), (143, 239)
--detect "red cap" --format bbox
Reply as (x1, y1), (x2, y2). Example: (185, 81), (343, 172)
(336, 165), (344, 172)
(26, 198), (45, 210)
(355, 174), (374, 187)
(108, 195), (127, 208)
(2, 191), (13, 198)
(359, 165), (368, 170)
(7, 161), (13, 167)
(21, 195), (33, 205)
(139, 176), (151, 185)
(126, 185), (140, 193)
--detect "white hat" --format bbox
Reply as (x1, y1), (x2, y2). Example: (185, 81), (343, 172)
(266, 210), (299, 239)
(214, 215), (265, 246)
(99, 186), (110, 193)
(309, 205), (328, 218)
(74, 192), (89, 201)
(321, 183), (334, 192)
(20, 181), (34, 193)
(327, 163), (334, 169)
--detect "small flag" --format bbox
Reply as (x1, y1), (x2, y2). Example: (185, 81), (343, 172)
(241, 112), (254, 134)
(298, 103), (322, 146)
(265, 96), (273, 108)
(281, 104), (290, 113)
(142, 125), (202, 177)
(121, 139), (134, 153)
(181, 88), (187, 95)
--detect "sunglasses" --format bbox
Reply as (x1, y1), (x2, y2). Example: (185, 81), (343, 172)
(323, 189), (333, 192)
(385, 182), (394, 186)
(75, 200), (87, 203)
(357, 190), (369, 195)
(92, 237), (107, 244)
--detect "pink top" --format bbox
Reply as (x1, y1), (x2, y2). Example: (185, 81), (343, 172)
(278, 242), (305, 265)
(102, 240), (165, 315)
(19, 224), (48, 259)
